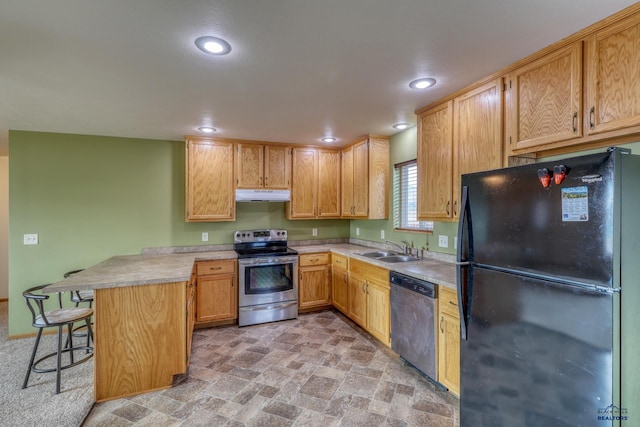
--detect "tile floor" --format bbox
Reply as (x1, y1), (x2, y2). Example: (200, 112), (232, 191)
(83, 310), (459, 426)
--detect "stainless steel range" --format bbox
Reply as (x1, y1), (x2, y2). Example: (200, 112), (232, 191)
(234, 229), (299, 327)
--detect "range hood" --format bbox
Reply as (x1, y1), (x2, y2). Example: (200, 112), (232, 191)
(235, 189), (290, 202)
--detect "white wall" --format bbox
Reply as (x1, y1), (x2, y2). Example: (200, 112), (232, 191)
(0, 156), (7, 299)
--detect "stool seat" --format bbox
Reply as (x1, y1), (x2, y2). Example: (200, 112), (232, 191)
(34, 307), (93, 327)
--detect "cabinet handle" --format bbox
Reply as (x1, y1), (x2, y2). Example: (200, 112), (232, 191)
(209, 266), (222, 271)
(446, 201), (451, 216)
(319, 208), (322, 215)
(589, 106), (595, 130)
(362, 282), (366, 293)
(343, 272), (348, 283)
(440, 316), (444, 333)
(260, 176), (263, 184)
(572, 111), (578, 133)
(453, 200), (458, 216)
(310, 258), (319, 262)
(449, 301), (457, 307)
(264, 176), (268, 185)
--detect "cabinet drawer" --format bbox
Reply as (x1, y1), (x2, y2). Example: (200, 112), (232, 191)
(331, 253), (348, 269)
(299, 253), (330, 267)
(349, 258), (389, 288)
(439, 286), (459, 318)
(196, 260), (236, 276)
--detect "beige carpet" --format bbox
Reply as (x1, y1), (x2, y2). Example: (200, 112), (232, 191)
(0, 301), (94, 426)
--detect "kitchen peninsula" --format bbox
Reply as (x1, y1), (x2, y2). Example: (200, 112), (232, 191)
(47, 243), (456, 402)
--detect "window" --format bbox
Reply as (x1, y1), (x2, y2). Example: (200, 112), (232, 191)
(393, 160), (433, 232)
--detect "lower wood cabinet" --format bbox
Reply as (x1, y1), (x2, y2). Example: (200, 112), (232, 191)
(438, 286), (460, 395)
(195, 260), (237, 324)
(347, 258), (391, 347)
(331, 253), (349, 314)
(299, 253), (332, 311)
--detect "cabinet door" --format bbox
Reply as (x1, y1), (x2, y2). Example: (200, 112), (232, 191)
(366, 282), (390, 346)
(341, 145), (354, 217)
(347, 274), (367, 328)
(438, 310), (460, 395)
(586, 13), (640, 135)
(299, 265), (331, 310)
(185, 139), (235, 221)
(352, 140), (369, 217)
(506, 42), (582, 151)
(289, 148), (317, 218)
(317, 149), (341, 218)
(453, 79), (503, 219)
(264, 146), (291, 189)
(236, 143), (264, 189)
(367, 136), (390, 220)
(196, 273), (237, 322)
(331, 266), (348, 314)
(417, 101), (454, 220)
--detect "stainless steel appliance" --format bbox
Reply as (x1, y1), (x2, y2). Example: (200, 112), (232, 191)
(457, 148), (639, 426)
(390, 271), (437, 382)
(235, 229), (298, 327)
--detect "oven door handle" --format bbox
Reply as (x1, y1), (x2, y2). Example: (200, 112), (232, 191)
(241, 301), (298, 311)
(238, 257), (299, 266)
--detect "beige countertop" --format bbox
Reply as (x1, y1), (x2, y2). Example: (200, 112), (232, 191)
(46, 243), (457, 293)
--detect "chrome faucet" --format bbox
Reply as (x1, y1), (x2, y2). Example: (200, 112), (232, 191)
(385, 239), (408, 254)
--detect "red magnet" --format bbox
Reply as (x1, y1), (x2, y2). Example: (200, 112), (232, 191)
(537, 168), (553, 188)
(553, 165), (568, 185)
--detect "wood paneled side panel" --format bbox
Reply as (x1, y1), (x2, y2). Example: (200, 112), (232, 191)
(352, 140), (369, 217)
(317, 149), (341, 217)
(236, 143), (264, 188)
(508, 42), (582, 150)
(417, 101), (454, 220)
(265, 146), (291, 189)
(368, 136), (390, 220)
(94, 282), (187, 401)
(289, 148), (317, 218)
(186, 139), (235, 221)
(587, 13), (640, 134)
(453, 79), (503, 219)
(341, 146), (354, 216)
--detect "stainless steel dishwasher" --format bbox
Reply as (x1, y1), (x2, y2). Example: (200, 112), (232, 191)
(390, 271), (437, 382)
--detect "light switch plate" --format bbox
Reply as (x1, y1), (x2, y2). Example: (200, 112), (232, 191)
(438, 235), (448, 248)
(356, 227), (360, 236)
(24, 234), (39, 245)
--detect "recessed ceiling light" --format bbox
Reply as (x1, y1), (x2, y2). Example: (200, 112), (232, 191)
(321, 137), (336, 143)
(393, 122), (411, 130)
(198, 126), (217, 133)
(409, 78), (436, 89)
(195, 36), (232, 55)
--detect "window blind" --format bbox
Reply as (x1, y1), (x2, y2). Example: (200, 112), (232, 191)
(393, 160), (433, 231)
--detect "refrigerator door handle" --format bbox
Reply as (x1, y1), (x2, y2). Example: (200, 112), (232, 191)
(456, 185), (471, 341)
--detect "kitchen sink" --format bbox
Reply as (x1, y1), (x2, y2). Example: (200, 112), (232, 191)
(376, 255), (421, 263)
(357, 251), (402, 258)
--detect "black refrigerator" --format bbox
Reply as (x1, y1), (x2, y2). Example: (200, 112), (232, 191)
(457, 148), (639, 427)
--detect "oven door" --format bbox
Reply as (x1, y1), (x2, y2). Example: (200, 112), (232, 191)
(238, 256), (298, 307)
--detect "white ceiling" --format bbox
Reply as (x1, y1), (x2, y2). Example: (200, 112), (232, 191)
(0, 0), (637, 156)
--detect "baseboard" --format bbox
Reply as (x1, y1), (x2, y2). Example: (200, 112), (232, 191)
(8, 328), (58, 340)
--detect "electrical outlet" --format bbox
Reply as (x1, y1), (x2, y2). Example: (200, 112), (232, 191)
(454, 236), (458, 249)
(201, 232), (209, 242)
(380, 230), (385, 239)
(356, 227), (360, 236)
(438, 235), (448, 248)
(312, 228), (318, 236)
(24, 234), (39, 245)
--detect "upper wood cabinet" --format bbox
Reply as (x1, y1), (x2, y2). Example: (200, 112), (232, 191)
(417, 101), (454, 221)
(505, 42), (583, 152)
(236, 143), (291, 189)
(418, 79), (502, 221)
(341, 135), (390, 219)
(452, 79), (503, 218)
(287, 147), (341, 219)
(586, 12), (640, 136)
(185, 137), (235, 222)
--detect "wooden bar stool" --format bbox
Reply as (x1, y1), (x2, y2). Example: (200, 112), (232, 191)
(22, 284), (94, 394)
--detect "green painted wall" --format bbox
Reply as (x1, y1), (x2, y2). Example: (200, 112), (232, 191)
(351, 126), (459, 255)
(8, 131), (349, 336)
